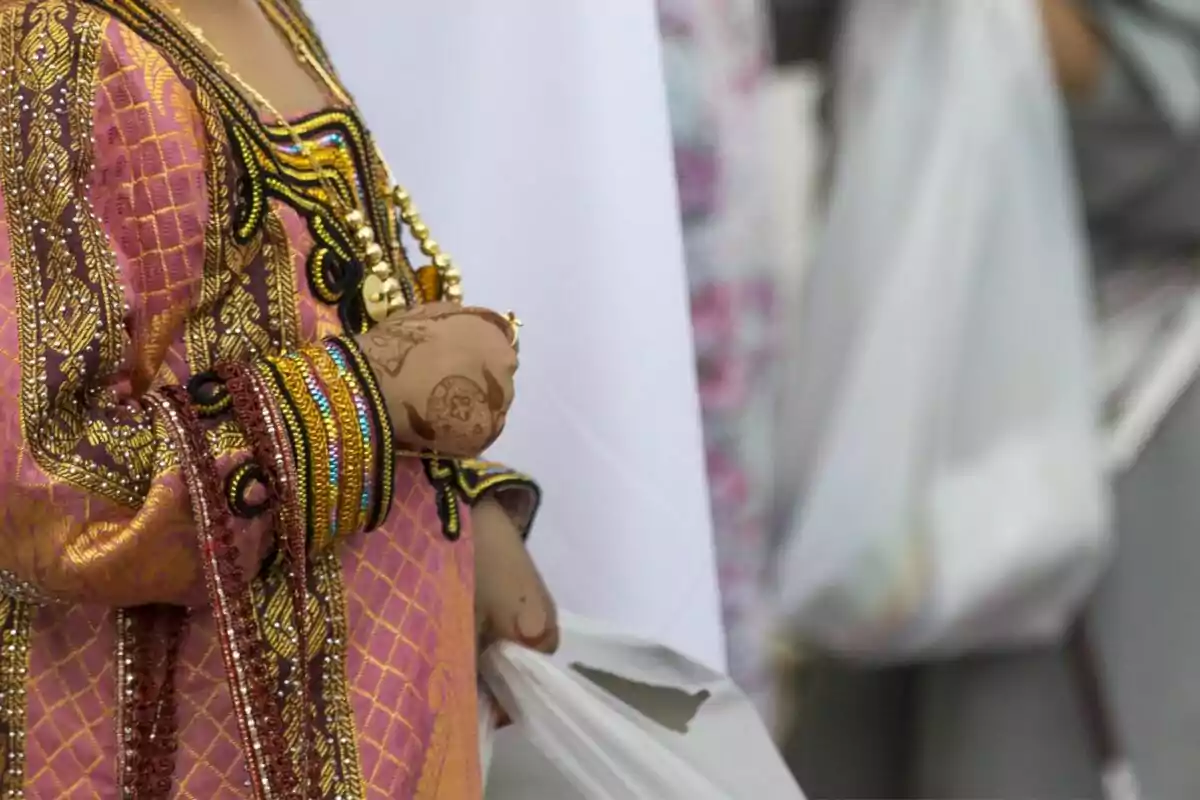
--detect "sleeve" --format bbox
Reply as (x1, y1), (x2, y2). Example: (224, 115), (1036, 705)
(257, 0), (546, 543)
(453, 460), (542, 538)
(0, 2), (392, 608)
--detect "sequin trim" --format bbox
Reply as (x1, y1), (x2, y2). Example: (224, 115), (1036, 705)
(0, 1), (153, 507)
(327, 336), (394, 531)
(226, 461), (272, 519)
(0, 571), (64, 608)
(0, 597), (31, 798)
(452, 460), (542, 539)
(119, 605), (189, 800)
(255, 340), (390, 551)
(309, 348), (365, 541)
(148, 389), (301, 799)
(324, 341), (376, 525)
(424, 459), (464, 542)
(219, 362), (320, 794)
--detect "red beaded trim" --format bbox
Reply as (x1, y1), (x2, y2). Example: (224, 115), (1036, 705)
(118, 604), (189, 800)
(148, 389), (302, 799)
(217, 361), (321, 793)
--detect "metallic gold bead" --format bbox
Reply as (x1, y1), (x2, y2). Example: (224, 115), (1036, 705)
(400, 207), (418, 225)
(392, 186), (410, 205)
(411, 221), (429, 239)
(379, 277), (403, 297)
(387, 293), (408, 312)
(445, 283), (464, 302)
(442, 266), (462, 285)
(370, 262), (392, 279)
(364, 243), (384, 265)
(362, 274), (390, 322)
(344, 210), (365, 228)
(433, 253), (450, 269)
(354, 226), (375, 247)
(420, 239), (440, 257)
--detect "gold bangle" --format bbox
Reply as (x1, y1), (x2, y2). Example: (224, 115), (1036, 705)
(332, 335), (396, 528)
(311, 347), (365, 539)
(269, 354), (334, 553)
(252, 361), (309, 540)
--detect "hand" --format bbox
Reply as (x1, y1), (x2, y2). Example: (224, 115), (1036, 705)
(473, 497), (559, 655)
(355, 303), (518, 457)
(1040, 0), (1103, 97)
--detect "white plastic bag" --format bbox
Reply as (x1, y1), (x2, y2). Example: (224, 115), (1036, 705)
(774, 0), (1112, 659)
(479, 613), (805, 800)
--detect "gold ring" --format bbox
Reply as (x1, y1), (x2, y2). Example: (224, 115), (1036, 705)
(504, 311), (522, 351)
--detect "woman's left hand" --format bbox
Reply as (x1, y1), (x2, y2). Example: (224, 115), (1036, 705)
(473, 497), (559, 654)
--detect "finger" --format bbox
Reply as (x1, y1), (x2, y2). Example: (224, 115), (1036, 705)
(513, 574), (560, 654)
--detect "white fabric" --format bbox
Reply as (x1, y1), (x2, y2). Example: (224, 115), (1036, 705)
(306, 1), (725, 668)
(479, 613), (806, 799)
(1098, 272), (1200, 472)
(774, 0), (1112, 660)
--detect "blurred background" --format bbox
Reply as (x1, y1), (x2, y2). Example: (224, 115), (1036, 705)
(318, 1), (1200, 796)
(658, 1), (1200, 798)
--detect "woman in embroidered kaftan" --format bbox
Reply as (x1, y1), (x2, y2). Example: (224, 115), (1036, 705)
(0, 0), (557, 797)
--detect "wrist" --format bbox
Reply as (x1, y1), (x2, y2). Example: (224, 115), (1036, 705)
(350, 331), (402, 435)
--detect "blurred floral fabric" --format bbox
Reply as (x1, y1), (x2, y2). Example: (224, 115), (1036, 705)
(658, 0), (779, 717)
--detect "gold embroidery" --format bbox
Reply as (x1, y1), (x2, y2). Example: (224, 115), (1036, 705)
(0, 485), (196, 604)
(94, 0), (422, 326)
(0, 597), (33, 797)
(117, 23), (179, 122)
(206, 418), (250, 458)
(184, 77), (235, 372)
(0, 5), (408, 793)
(264, 208), (300, 351)
(215, 235), (273, 364)
(254, 562), (320, 769)
(0, 1), (154, 506)
(314, 552), (366, 797)
(250, 552), (366, 800)
(172, 58), (277, 376)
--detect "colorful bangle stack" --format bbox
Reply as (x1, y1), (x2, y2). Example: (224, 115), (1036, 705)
(252, 336), (394, 553)
(327, 335), (395, 529)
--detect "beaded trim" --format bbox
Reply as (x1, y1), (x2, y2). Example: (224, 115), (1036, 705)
(117, 605), (189, 800)
(186, 371), (233, 419)
(0, 597), (31, 798)
(267, 353), (336, 552)
(218, 362), (320, 794)
(0, 569), (65, 607)
(452, 460), (542, 539)
(226, 461), (272, 519)
(147, 390), (301, 799)
(423, 459), (463, 542)
(252, 338), (392, 552)
(327, 336), (394, 530)
(324, 342), (376, 525)
(309, 348), (365, 540)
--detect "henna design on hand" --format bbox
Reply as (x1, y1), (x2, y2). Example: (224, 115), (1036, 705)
(425, 375), (491, 450)
(365, 324), (431, 378)
(403, 402), (438, 442)
(356, 305), (518, 454)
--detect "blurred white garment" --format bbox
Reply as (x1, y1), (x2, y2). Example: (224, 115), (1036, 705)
(657, 0), (780, 717)
(305, 0), (725, 668)
(775, 0), (1112, 659)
